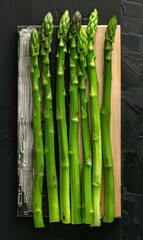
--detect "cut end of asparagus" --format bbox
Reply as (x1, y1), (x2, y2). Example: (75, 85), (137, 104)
(105, 15), (117, 44)
(58, 10), (70, 40)
(90, 220), (101, 227)
(102, 217), (114, 223)
(33, 205), (45, 228)
(33, 213), (45, 228)
(77, 26), (88, 57)
(70, 11), (82, 36)
(87, 8), (98, 42)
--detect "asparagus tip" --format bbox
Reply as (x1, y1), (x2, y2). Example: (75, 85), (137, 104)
(105, 15), (117, 43)
(58, 10), (70, 40)
(87, 8), (98, 41)
(70, 11), (82, 36)
(30, 28), (39, 57)
(45, 11), (52, 19)
(64, 9), (69, 15)
(31, 28), (39, 41)
(77, 26), (88, 56)
(42, 12), (53, 35)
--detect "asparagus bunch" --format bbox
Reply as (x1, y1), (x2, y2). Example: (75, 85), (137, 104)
(101, 16), (117, 223)
(87, 9), (102, 227)
(30, 29), (44, 228)
(69, 11), (82, 224)
(41, 12), (60, 223)
(77, 26), (93, 224)
(56, 10), (71, 223)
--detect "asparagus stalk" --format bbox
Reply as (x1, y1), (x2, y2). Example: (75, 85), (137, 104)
(41, 12), (60, 223)
(87, 9), (102, 227)
(77, 26), (93, 224)
(101, 16), (117, 223)
(30, 29), (44, 228)
(56, 10), (71, 223)
(69, 11), (82, 224)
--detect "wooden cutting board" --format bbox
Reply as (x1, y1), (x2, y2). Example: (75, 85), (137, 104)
(78, 25), (121, 218)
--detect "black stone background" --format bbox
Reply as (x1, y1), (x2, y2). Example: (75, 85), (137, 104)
(0, 0), (143, 239)
(121, 0), (143, 239)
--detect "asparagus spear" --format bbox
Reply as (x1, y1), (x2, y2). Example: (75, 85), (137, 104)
(101, 16), (117, 223)
(56, 10), (71, 223)
(30, 29), (44, 228)
(41, 12), (60, 223)
(87, 9), (102, 227)
(77, 26), (93, 224)
(69, 11), (82, 224)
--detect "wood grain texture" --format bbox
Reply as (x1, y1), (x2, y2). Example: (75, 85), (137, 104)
(79, 25), (121, 218)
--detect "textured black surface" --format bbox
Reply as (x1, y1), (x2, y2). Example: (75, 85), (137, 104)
(3, 0), (143, 239)
(121, 0), (143, 239)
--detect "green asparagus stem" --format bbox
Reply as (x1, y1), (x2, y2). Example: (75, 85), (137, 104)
(56, 10), (71, 223)
(30, 29), (44, 228)
(77, 26), (93, 224)
(69, 11), (82, 224)
(87, 9), (102, 227)
(101, 15), (117, 223)
(41, 12), (60, 223)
